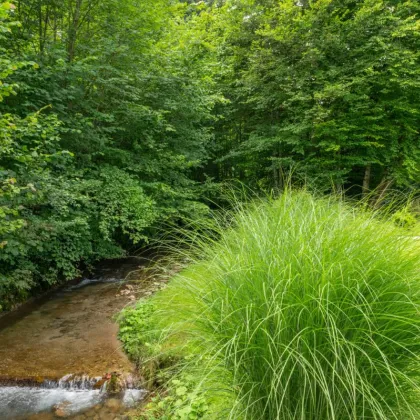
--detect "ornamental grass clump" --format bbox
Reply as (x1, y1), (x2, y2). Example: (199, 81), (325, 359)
(152, 191), (420, 419)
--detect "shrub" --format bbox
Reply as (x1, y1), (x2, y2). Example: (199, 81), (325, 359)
(149, 191), (420, 419)
(118, 299), (158, 363)
(137, 373), (210, 420)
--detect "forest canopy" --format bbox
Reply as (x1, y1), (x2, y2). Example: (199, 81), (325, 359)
(1, 0), (420, 309)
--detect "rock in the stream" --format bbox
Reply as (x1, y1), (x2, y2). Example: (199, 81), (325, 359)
(105, 398), (121, 412)
(98, 412), (115, 420)
(54, 408), (68, 418)
(54, 401), (71, 418)
(94, 378), (107, 389)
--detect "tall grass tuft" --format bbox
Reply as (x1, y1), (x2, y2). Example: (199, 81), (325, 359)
(151, 191), (420, 419)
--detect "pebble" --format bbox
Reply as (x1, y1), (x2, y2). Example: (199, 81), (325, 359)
(105, 398), (121, 412)
(54, 408), (69, 418)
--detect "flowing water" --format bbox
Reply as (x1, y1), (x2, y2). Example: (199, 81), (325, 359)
(0, 257), (154, 419)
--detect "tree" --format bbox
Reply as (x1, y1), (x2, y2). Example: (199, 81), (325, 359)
(207, 0), (420, 194)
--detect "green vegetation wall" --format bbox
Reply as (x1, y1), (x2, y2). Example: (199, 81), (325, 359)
(0, 0), (216, 309)
(203, 0), (420, 194)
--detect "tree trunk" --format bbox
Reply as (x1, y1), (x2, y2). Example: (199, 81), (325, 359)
(41, 5), (50, 54)
(362, 163), (371, 198)
(67, 0), (83, 62)
(53, 12), (57, 43)
(38, 1), (43, 54)
(272, 165), (279, 191)
(372, 175), (393, 209)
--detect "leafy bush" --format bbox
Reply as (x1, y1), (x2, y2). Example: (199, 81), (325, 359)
(138, 373), (210, 420)
(0, 109), (158, 309)
(0, 163), (159, 309)
(148, 191), (420, 419)
(0, 269), (34, 311)
(118, 300), (158, 362)
(95, 167), (157, 245)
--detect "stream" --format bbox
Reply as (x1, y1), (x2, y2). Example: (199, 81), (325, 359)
(0, 257), (152, 419)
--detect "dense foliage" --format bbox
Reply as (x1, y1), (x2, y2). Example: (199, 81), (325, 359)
(0, 0), (214, 309)
(1, 0), (420, 310)
(135, 192), (420, 419)
(207, 0), (420, 193)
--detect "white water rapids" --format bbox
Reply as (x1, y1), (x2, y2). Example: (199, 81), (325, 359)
(0, 383), (145, 418)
